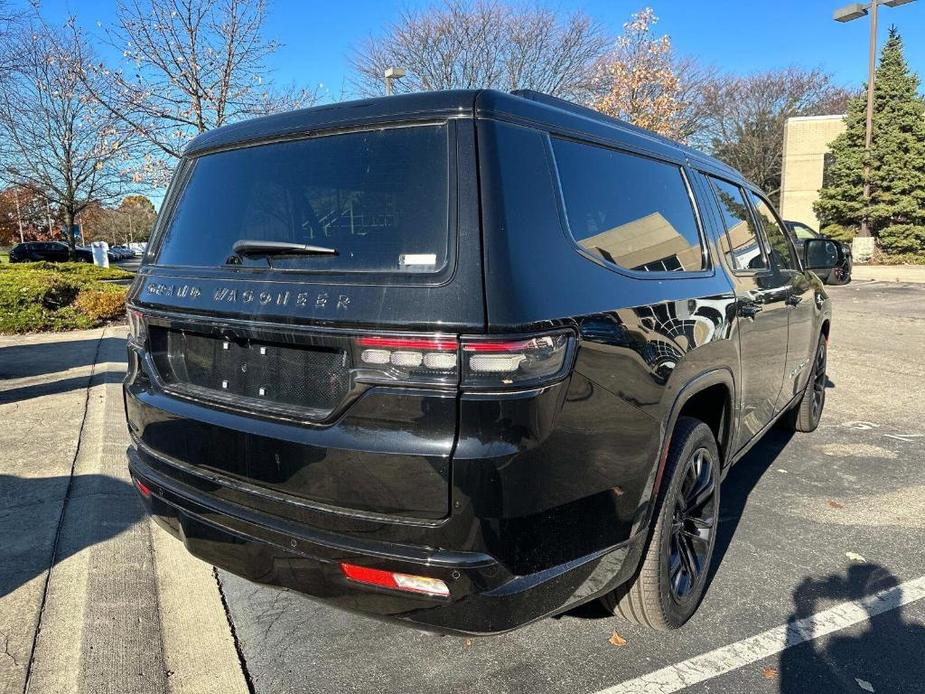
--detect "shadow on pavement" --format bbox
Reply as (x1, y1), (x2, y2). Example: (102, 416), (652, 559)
(0, 336), (124, 379)
(0, 337), (126, 400)
(0, 473), (143, 598)
(779, 564), (925, 692)
(0, 371), (120, 405)
(706, 427), (794, 587)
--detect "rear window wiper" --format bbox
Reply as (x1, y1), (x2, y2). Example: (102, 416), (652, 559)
(231, 240), (338, 258)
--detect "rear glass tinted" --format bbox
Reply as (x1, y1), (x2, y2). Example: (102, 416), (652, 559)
(551, 138), (704, 273)
(155, 125), (449, 273)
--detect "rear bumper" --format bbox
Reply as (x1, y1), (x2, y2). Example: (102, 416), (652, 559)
(129, 445), (644, 635)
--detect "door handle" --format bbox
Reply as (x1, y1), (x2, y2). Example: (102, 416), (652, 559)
(786, 294), (803, 307)
(738, 302), (762, 319)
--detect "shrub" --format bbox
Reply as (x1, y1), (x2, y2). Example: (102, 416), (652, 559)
(75, 286), (128, 322)
(0, 262), (132, 334)
(877, 224), (925, 255)
(875, 251), (925, 265)
(820, 223), (857, 244)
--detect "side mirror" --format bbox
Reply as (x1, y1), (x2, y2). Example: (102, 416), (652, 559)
(804, 238), (839, 271)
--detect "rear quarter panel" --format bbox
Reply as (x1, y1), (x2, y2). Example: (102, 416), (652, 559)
(470, 119), (741, 562)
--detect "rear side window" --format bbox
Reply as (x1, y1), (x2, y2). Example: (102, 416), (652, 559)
(155, 125), (449, 274)
(551, 138), (705, 273)
(708, 177), (767, 272)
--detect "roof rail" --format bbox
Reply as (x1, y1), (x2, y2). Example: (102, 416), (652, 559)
(509, 89), (609, 121)
(510, 89), (679, 145)
(509, 89), (730, 173)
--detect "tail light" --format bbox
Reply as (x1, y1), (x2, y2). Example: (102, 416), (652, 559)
(352, 330), (573, 389)
(127, 308), (146, 347)
(353, 335), (459, 386)
(462, 333), (571, 387)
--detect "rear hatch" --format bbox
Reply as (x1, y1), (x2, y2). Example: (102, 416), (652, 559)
(127, 120), (484, 519)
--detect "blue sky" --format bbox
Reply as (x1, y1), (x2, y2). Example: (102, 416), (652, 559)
(19, 0), (925, 208)
(29, 0), (925, 98)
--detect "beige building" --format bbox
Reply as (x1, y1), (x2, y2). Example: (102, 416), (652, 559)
(779, 114), (846, 230)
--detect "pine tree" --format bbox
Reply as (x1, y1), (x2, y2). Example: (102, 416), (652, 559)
(814, 92), (867, 230)
(815, 27), (925, 237)
(868, 28), (925, 230)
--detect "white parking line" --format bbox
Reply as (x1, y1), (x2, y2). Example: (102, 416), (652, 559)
(595, 574), (925, 694)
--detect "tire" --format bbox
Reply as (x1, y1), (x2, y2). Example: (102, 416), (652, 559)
(783, 333), (827, 433)
(600, 416), (721, 630)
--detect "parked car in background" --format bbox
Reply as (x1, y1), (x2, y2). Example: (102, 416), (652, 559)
(785, 221), (852, 285)
(111, 245), (134, 261)
(9, 241), (92, 263)
(125, 89), (839, 636)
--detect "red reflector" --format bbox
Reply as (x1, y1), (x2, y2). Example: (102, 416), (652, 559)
(133, 477), (152, 498)
(340, 562), (450, 597)
(356, 336), (458, 351)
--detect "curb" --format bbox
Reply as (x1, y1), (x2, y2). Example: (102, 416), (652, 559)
(20, 327), (249, 694)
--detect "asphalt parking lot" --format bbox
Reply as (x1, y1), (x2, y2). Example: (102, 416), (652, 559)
(1, 279), (924, 694)
(219, 280), (925, 694)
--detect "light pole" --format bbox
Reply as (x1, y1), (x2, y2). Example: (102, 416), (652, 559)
(384, 67), (405, 96)
(833, 0), (917, 238)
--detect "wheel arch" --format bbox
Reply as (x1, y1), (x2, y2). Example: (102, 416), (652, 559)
(647, 368), (735, 512)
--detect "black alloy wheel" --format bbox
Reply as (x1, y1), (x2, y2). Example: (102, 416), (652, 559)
(668, 446), (717, 602)
(786, 333), (828, 432)
(810, 337), (827, 423)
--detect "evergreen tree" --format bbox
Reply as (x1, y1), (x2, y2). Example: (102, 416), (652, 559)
(868, 28), (925, 230)
(815, 27), (925, 236)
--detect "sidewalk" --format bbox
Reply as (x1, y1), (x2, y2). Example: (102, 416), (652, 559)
(851, 264), (925, 283)
(0, 328), (248, 694)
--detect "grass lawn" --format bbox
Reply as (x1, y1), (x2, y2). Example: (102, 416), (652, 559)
(0, 261), (132, 334)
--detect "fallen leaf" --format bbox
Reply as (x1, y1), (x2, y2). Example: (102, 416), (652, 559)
(761, 665), (778, 680)
(856, 678), (875, 692)
(846, 552), (867, 563)
(608, 629), (627, 647)
(827, 500), (845, 509)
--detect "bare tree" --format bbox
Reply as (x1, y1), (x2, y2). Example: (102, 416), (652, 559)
(0, 1), (23, 71)
(0, 17), (127, 254)
(698, 68), (852, 202)
(351, 0), (609, 100)
(84, 0), (317, 185)
(673, 57), (719, 142)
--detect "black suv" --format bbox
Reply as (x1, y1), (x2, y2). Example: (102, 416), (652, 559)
(9, 241), (92, 263)
(124, 90), (837, 635)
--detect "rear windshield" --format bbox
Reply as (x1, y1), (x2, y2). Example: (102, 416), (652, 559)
(155, 124), (450, 273)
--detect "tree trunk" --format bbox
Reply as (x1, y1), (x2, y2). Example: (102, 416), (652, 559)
(63, 209), (76, 259)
